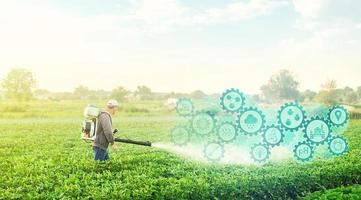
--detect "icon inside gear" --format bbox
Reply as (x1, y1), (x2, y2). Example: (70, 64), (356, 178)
(304, 117), (331, 145)
(220, 88), (246, 113)
(328, 105), (350, 127)
(328, 136), (349, 156)
(237, 107), (266, 135)
(171, 126), (191, 146)
(277, 101), (306, 132)
(250, 143), (270, 163)
(176, 98), (194, 116)
(293, 141), (314, 162)
(217, 122), (238, 143)
(203, 141), (225, 162)
(192, 111), (216, 136)
(262, 125), (284, 147)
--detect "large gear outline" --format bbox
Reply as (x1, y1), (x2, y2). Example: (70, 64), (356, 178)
(203, 141), (225, 162)
(327, 105), (350, 128)
(262, 125), (285, 147)
(328, 136), (349, 156)
(303, 116), (331, 146)
(219, 88), (246, 113)
(293, 141), (314, 162)
(237, 107), (266, 136)
(217, 122), (238, 143)
(191, 110), (216, 136)
(170, 125), (191, 146)
(176, 98), (194, 117)
(277, 101), (307, 132)
(250, 143), (271, 163)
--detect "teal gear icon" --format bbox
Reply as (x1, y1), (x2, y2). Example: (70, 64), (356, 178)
(304, 117), (331, 145)
(293, 142), (314, 162)
(217, 122), (238, 143)
(220, 88), (246, 113)
(176, 98), (194, 116)
(203, 141), (225, 162)
(191, 111), (216, 136)
(277, 101), (306, 132)
(328, 105), (350, 127)
(262, 125), (284, 147)
(250, 143), (270, 163)
(170, 126), (191, 146)
(328, 136), (349, 156)
(237, 107), (266, 135)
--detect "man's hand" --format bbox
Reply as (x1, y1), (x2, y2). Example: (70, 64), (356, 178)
(112, 143), (117, 151)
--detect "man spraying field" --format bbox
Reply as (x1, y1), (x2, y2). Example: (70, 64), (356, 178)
(93, 100), (119, 161)
(81, 100), (152, 161)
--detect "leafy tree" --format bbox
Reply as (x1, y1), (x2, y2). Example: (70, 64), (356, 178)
(315, 80), (341, 105)
(110, 86), (129, 102)
(345, 92), (358, 105)
(260, 69), (300, 101)
(301, 90), (317, 102)
(1, 68), (36, 101)
(73, 85), (91, 99)
(356, 86), (361, 100)
(190, 90), (206, 99)
(316, 90), (341, 105)
(135, 85), (153, 100)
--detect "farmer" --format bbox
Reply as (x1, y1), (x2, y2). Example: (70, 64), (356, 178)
(93, 99), (119, 161)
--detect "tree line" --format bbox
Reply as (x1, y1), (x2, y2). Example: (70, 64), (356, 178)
(1, 68), (361, 105)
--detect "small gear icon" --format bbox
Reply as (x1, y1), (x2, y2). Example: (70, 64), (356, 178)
(191, 111), (216, 136)
(328, 136), (349, 156)
(220, 88), (246, 113)
(176, 98), (194, 117)
(217, 122), (238, 143)
(237, 107), (266, 136)
(262, 125), (284, 147)
(293, 141), (314, 162)
(327, 105), (350, 127)
(170, 126), (191, 146)
(277, 101), (306, 132)
(203, 141), (225, 162)
(304, 116), (331, 145)
(250, 143), (270, 163)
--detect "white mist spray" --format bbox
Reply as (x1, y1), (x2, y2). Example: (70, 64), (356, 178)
(152, 143), (293, 165)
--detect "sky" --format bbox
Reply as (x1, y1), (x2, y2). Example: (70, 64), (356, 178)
(0, 0), (360, 94)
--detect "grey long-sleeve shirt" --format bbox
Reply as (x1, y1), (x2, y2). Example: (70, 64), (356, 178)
(93, 111), (115, 150)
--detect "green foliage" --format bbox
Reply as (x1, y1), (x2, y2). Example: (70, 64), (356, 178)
(316, 82), (360, 105)
(315, 90), (341, 105)
(1, 68), (36, 101)
(111, 86), (129, 102)
(357, 86), (361, 100)
(260, 69), (300, 101)
(73, 85), (92, 99)
(302, 185), (361, 200)
(0, 101), (361, 199)
(301, 89), (317, 102)
(134, 85), (153, 100)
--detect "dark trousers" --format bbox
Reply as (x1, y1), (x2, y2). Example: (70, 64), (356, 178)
(93, 146), (109, 161)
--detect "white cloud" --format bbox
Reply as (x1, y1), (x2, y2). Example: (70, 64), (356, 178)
(125, 0), (288, 32)
(194, 0), (288, 25)
(292, 0), (326, 18)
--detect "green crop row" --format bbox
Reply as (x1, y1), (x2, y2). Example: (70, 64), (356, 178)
(302, 185), (361, 200)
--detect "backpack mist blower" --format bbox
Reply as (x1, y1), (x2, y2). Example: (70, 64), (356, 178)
(80, 105), (152, 147)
